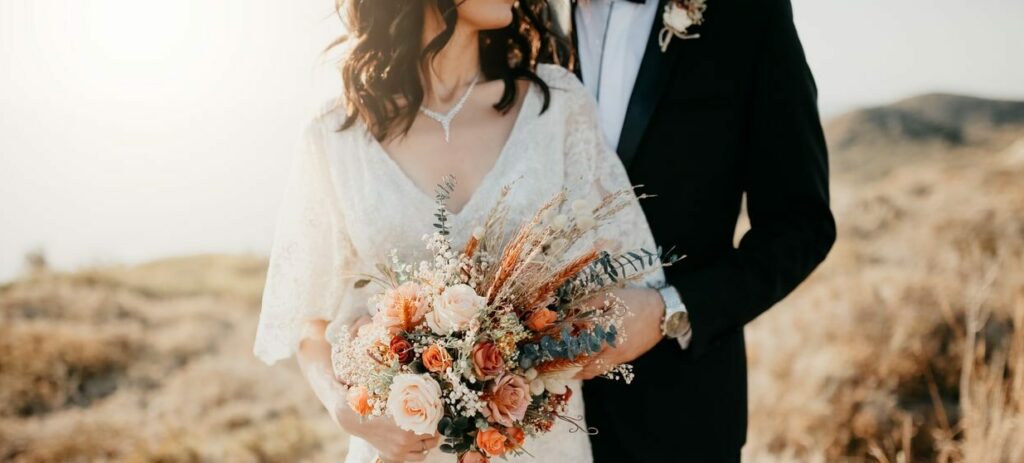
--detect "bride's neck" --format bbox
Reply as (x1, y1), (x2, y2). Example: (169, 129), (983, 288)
(421, 11), (480, 107)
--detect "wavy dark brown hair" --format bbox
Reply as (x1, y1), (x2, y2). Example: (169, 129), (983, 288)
(328, 0), (573, 141)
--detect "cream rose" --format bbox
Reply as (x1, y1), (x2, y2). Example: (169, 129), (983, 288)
(426, 284), (485, 335)
(386, 374), (444, 435)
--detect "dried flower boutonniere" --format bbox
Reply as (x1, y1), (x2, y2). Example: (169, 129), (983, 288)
(659, 0), (706, 52)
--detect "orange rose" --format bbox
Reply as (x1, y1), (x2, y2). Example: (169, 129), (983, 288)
(459, 451), (489, 463)
(471, 341), (505, 380)
(346, 385), (372, 416)
(506, 427), (525, 448)
(389, 335), (414, 364)
(525, 308), (557, 331)
(422, 344), (453, 373)
(475, 428), (507, 457)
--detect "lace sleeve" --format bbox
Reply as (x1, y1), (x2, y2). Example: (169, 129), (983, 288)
(253, 117), (357, 365)
(559, 70), (666, 288)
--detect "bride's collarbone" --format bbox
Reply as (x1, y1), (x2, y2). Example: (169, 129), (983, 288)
(380, 84), (527, 209)
(382, 125), (505, 212)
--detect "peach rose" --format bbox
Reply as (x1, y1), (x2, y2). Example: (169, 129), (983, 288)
(426, 284), (485, 334)
(471, 341), (505, 380)
(525, 308), (557, 331)
(375, 282), (428, 332)
(459, 451), (489, 463)
(422, 344), (453, 373)
(386, 374), (444, 435)
(346, 385), (372, 416)
(475, 428), (507, 457)
(482, 374), (529, 427)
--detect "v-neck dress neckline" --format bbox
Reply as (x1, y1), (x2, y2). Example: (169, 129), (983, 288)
(365, 82), (536, 218)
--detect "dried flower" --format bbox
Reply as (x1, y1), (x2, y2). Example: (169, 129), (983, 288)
(506, 427), (525, 448)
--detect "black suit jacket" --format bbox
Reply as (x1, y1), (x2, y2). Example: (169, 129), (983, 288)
(569, 0), (837, 460)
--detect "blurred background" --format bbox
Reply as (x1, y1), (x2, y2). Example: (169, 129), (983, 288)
(1, 1), (1023, 462)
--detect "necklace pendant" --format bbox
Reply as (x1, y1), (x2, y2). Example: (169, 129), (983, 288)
(419, 74), (480, 144)
(441, 120), (451, 143)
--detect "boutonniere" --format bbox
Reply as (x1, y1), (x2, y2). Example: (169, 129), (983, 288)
(659, 0), (706, 52)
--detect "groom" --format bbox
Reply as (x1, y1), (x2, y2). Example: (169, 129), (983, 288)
(563, 0), (836, 461)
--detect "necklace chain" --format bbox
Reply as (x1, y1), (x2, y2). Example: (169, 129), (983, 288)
(419, 74), (480, 143)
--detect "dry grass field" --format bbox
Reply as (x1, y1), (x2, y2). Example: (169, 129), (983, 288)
(1, 94), (1022, 462)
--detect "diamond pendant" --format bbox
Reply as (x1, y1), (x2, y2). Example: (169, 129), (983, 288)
(421, 108), (455, 143)
(419, 74), (480, 143)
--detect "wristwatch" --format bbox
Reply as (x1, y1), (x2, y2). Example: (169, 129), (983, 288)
(657, 285), (692, 345)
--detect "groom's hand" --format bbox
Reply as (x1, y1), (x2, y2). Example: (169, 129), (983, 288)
(576, 287), (665, 380)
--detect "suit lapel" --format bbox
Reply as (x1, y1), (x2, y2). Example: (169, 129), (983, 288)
(615, 0), (684, 169)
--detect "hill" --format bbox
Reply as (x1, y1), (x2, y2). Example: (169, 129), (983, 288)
(825, 93), (1024, 179)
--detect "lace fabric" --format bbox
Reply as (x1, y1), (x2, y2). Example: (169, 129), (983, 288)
(254, 64), (664, 462)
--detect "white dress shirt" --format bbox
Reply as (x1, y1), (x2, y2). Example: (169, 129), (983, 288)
(575, 0), (693, 349)
(574, 0), (660, 150)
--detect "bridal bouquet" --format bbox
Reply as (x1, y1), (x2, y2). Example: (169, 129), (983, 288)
(331, 178), (662, 463)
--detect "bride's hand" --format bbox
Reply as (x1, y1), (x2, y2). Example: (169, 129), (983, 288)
(334, 316), (441, 460)
(576, 287), (666, 380)
(297, 318), (440, 461)
(333, 405), (441, 462)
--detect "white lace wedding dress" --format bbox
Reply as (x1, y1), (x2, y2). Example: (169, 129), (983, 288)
(253, 64), (664, 463)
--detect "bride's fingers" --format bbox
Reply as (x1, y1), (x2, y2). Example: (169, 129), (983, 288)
(347, 315), (373, 336)
(402, 449), (431, 462)
(421, 434), (441, 449)
(397, 435), (440, 462)
(576, 356), (613, 380)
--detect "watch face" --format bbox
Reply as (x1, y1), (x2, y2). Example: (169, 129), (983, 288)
(665, 312), (689, 337)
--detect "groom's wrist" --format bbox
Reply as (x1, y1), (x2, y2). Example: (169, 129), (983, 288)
(657, 285), (692, 349)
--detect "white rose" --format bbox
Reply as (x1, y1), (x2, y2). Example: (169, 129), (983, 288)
(387, 374), (444, 435)
(426, 284), (485, 334)
(663, 4), (694, 32)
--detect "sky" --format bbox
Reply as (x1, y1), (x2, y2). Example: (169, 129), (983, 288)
(1, 0), (1023, 282)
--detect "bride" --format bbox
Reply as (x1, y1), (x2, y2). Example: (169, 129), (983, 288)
(254, 0), (663, 461)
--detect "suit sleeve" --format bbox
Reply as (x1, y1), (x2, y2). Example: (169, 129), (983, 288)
(669, 0), (836, 357)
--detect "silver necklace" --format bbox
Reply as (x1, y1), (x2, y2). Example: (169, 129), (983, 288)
(419, 74), (480, 143)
